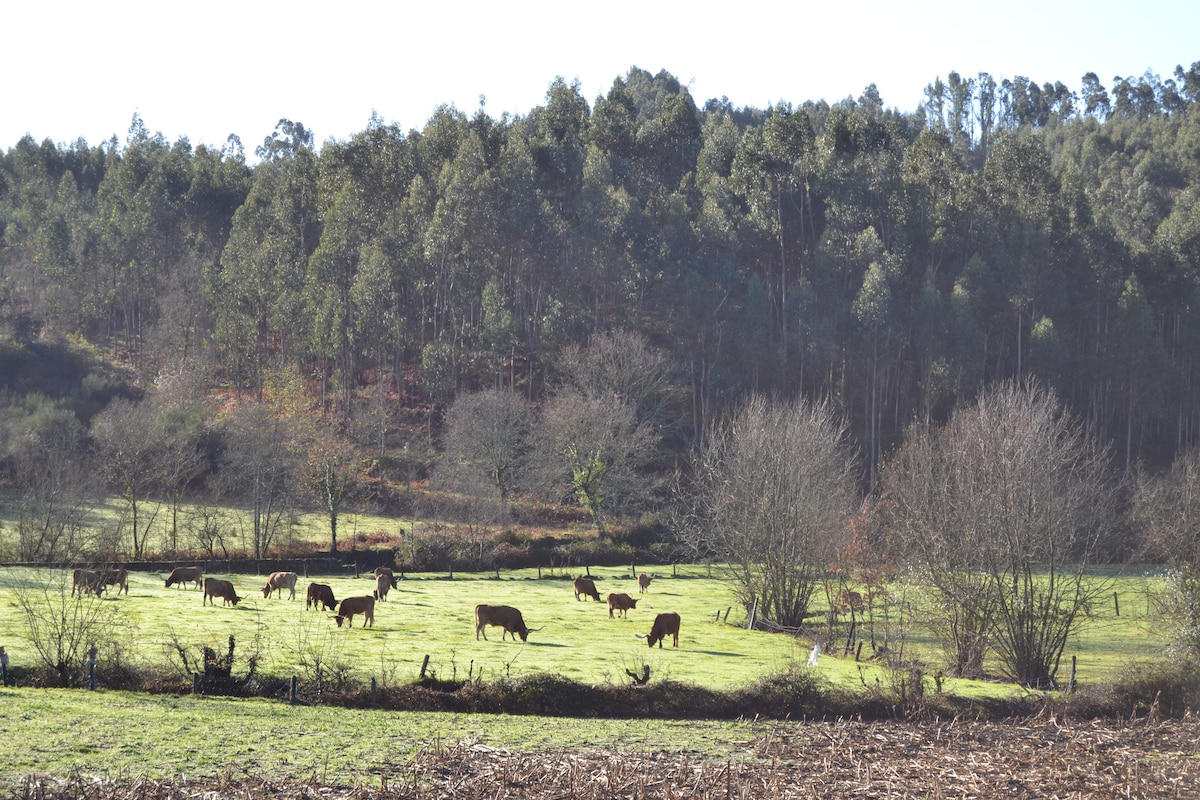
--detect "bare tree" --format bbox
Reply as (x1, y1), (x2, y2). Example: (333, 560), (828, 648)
(883, 381), (1118, 686)
(8, 570), (128, 686)
(535, 391), (656, 536)
(438, 387), (532, 527)
(300, 421), (362, 552)
(0, 397), (99, 562)
(91, 398), (166, 559)
(556, 329), (676, 431)
(687, 395), (860, 628)
(879, 421), (999, 677)
(216, 403), (299, 559)
(1131, 447), (1200, 655)
(149, 372), (213, 554)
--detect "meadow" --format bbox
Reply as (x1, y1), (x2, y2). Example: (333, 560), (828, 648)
(0, 563), (1185, 794)
(0, 563), (1169, 698)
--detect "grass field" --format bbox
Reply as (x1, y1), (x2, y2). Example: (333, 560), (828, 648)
(0, 564), (1184, 792)
(0, 688), (772, 784)
(0, 564), (1170, 699)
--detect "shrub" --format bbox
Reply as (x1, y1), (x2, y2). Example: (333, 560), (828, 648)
(1069, 656), (1200, 719)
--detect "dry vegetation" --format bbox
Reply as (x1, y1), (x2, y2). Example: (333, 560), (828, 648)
(16, 716), (1200, 799)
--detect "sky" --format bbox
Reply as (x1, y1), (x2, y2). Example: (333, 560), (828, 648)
(3, 0), (1198, 156)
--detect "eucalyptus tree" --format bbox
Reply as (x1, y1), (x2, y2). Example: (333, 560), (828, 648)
(1081, 73), (1111, 120)
(730, 103), (817, 379)
(94, 117), (192, 355)
(305, 181), (366, 413)
(852, 255), (901, 487)
(1111, 273), (1171, 473)
(214, 145), (319, 398)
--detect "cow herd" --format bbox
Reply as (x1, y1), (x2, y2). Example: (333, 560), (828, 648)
(161, 566), (386, 629)
(568, 573), (679, 648)
(71, 565), (682, 648)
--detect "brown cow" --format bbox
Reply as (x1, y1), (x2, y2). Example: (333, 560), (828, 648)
(102, 567), (129, 595)
(573, 576), (601, 602)
(641, 612), (681, 648)
(306, 582), (337, 612)
(333, 596), (375, 628)
(638, 573), (652, 594)
(373, 566), (398, 590)
(373, 572), (392, 601)
(72, 569), (106, 597)
(203, 577), (242, 606)
(165, 566), (203, 590)
(607, 592), (639, 618)
(836, 590), (864, 614)
(261, 571), (298, 600)
(474, 604), (541, 642)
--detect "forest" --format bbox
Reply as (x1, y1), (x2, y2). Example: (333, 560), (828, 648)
(3, 62), (1200, 558)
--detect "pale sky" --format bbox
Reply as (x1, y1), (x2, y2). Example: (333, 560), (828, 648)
(3, 0), (1197, 154)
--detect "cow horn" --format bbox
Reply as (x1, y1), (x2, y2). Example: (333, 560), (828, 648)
(526, 626), (544, 633)
(635, 633), (647, 639)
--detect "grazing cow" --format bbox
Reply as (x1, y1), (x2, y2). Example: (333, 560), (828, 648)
(836, 590), (864, 614)
(72, 569), (106, 597)
(373, 572), (392, 601)
(607, 592), (638, 618)
(71, 568), (91, 596)
(261, 571), (298, 600)
(573, 576), (601, 602)
(638, 573), (652, 594)
(373, 566), (398, 590)
(641, 612), (681, 648)
(98, 567), (129, 595)
(306, 582), (337, 612)
(333, 596), (375, 628)
(203, 577), (242, 606)
(165, 566), (203, 590)
(474, 604), (541, 642)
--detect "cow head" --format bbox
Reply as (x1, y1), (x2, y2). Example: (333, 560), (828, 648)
(332, 615), (347, 627)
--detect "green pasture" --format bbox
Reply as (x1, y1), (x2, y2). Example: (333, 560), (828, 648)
(0, 565), (1170, 700)
(0, 495), (418, 559)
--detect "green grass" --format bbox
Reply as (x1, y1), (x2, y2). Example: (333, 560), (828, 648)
(0, 688), (776, 785)
(0, 565), (1169, 701)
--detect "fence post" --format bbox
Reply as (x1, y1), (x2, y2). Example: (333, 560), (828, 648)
(87, 645), (98, 690)
(290, 676), (298, 704)
(371, 676), (377, 707)
(420, 654), (431, 680)
(1113, 592), (1120, 617)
